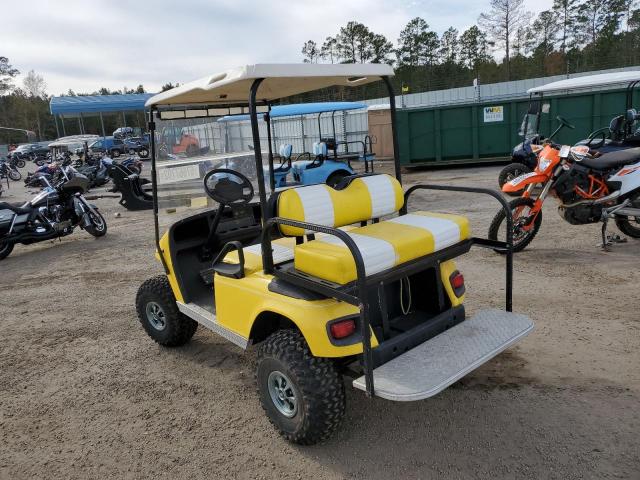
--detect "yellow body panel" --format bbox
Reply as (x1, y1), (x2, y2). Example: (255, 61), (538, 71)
(440, 259), (464, 307)
(156, 231), (184, 303)
(214, 268), (379, 357)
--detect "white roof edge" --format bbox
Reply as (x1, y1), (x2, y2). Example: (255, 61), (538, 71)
(367, 103), (390, 110)
(146, 63), (394, 107)
(527, 71), (640, 94)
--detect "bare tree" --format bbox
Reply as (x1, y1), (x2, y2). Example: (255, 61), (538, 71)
(23, 70), (47, 98)
(301, 40), (320, 63)
(321, 36), (339, 63)
(478, 0), (532, 79)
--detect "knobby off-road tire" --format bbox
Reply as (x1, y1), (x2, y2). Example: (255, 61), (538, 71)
(0, 240), (14, 261)
(256, 329), (346, 445)
(498, 162), (531, 197)
(84, 210), (108, 237)
(488, 197), (542, 253)
(135, 275), (198, 347)
(615, 193), (640, 238)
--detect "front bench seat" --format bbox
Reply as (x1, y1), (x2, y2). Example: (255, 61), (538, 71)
(276, 174), (471, 285)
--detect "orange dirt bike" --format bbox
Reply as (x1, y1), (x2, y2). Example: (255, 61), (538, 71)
(488, 142), (640, 252)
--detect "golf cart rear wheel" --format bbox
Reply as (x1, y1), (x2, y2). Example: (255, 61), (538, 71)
(498, 163), (531, 197)
(136, 275), (198, 346)
(256, 329), (345, 445)
(0, 241), (14, 261)
(111, 149), (121, 158)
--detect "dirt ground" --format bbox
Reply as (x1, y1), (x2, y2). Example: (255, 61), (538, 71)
(1, 162), (639, 480)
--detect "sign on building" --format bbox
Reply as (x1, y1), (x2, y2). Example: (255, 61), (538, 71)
(483, 106), (504, 122)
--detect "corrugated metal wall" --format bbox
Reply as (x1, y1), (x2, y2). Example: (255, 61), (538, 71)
(179, 65), (639, 159)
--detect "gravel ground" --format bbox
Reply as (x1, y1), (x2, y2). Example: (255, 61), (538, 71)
(1, 161), (639, 480)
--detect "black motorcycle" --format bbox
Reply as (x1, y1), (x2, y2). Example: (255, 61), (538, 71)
(0, 166), (107, 260)
(0, 158), (22, 181)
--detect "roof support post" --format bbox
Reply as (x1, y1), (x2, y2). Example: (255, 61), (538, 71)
(265, 110), (275, 193)
(99, 113), (106, 137)
(61, 116), (67, 136)
(382, 76), (401, 184)
(54, 115), (60, 138)
(148, 108), (169, 275)
(249, 78), (275, 273)
(122, 111), (127, 126)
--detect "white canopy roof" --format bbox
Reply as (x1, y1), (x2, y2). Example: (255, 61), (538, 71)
(146, 63), (394, 108)
(527, 71), (640, 94)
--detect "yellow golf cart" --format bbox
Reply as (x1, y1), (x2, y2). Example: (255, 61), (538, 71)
(136, 64), (533, 444)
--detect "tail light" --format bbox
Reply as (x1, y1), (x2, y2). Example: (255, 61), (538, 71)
(449, 270), (465, 297)
(329, 318), (356, 339)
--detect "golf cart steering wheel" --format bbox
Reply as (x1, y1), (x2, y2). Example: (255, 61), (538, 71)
(556, 116), (575, 130)
(203, 169), (254, 205)
(585, 127), (610, 149)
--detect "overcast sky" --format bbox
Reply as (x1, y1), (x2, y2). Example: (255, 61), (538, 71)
(2, 0), (552, 96)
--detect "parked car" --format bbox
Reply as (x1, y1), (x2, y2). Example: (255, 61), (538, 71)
(9, 143), (49, 160)
(88, 137), (128, 158)
(124, 133), (150, 158)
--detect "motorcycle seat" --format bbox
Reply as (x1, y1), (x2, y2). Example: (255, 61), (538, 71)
(579, 147), (640, 170)
(0, 201), (30, 215)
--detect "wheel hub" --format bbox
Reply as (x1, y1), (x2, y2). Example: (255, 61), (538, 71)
(145, 302), (167, 331)
(267, 371), (297, 418)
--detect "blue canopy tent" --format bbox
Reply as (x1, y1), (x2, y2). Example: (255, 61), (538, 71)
(49, 93), (155, 137)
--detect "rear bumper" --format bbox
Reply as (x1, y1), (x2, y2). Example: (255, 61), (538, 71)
(353, 309), (533, 401)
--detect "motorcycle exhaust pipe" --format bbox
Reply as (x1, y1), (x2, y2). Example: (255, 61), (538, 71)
(560, 190), (621, 208)
(613, 207), (640, 217)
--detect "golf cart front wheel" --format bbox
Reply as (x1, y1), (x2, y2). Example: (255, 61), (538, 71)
(136, 275), (198, 346)
(138, 148), (149, 158)
(256, 329), (346, 445)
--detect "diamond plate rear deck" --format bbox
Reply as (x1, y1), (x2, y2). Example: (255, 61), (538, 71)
(353, 309), (533, 401)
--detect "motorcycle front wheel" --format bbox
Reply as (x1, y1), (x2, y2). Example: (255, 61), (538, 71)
(488, 197), (542, 253)
(0, 240), (14, 261)
(16, 159), (26, 168)
(84, 210), (107, 237)
(8, 169), (21, 181)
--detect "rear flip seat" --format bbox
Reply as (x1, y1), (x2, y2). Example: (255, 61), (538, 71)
(276, 174), (471, 285)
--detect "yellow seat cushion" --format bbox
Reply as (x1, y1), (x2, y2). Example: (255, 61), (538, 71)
(277, 174), (404, 236)
(294, 212), (471, 285)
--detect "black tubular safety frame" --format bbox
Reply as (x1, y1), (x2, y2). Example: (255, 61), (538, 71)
(403, 184), (514, 312)
(148, 107), (170, 275)
(253, 75), (404, 396)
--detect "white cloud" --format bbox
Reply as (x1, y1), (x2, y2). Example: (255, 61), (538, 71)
(1, 0), (552, 96)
